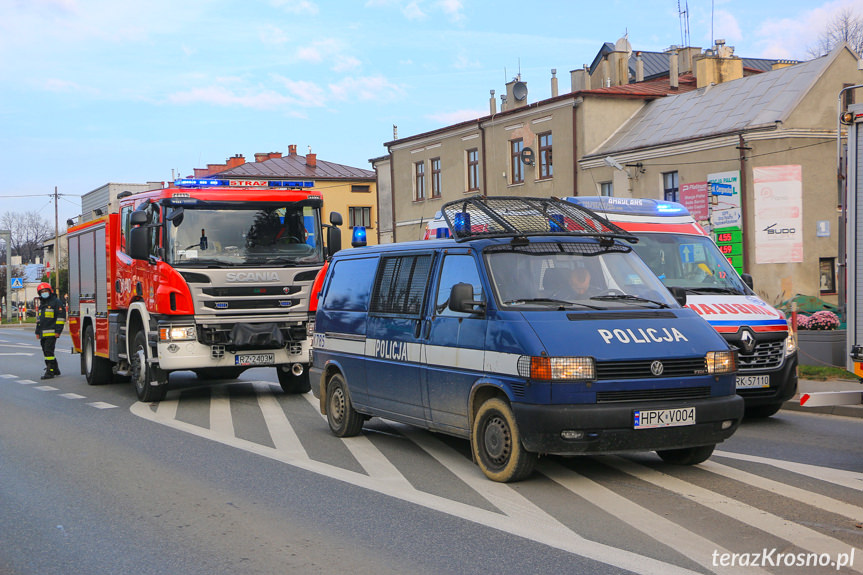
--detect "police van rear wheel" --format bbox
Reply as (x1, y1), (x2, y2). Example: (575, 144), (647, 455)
(83, 325), (113, 385)
(130, 330), (168, 402)
(656, 444), (715, 465)
(326, 373), (363, 437)
(472, 397), (537, 483)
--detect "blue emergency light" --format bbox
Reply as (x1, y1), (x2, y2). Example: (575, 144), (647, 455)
(453, 212), (471, 235)
(549, 214), (565, 232)
(351, 226), (367, 247)
(174, 179), (315, 189)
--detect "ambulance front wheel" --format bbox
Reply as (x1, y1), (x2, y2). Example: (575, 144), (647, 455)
(130, 330), (168, 402)
(83, 324), (113, 385)
(325, 373), (363, 437)
(656, 444), (715, 465)
(472, 397), (537, 483)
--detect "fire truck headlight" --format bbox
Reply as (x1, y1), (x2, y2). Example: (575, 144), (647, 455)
(517, 356), (595, 381)
(160, 326), (196, 341)
(706, 350), (737, 375)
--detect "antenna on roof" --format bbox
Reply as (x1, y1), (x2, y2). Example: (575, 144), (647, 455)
(678, 0), (690, 48)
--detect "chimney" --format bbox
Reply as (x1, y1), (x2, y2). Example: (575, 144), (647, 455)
(635, 52), (644, 82)
(288, 145), (297, 156)
(489, 89), (497, 114)
(600, 58), (610, 88)
(254, 153), (269, 163)
(226, 154), (245, 169)
(570, 67), (588, 92)
(695, 41), (743, 88)
(306, 153), (317, 168)
(550, 69), (558, 97)
(505, 76), (528, 109)
(771, 59), (797, 70)
(669, 48), (679, 90)
(268, 152), (282, 160)
(500, 93), (507, 112)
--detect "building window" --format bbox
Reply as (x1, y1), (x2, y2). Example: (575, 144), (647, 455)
(431, 157), (441, 198)
(663, 171), (679, 202)
(415, 161), (425, 201)
(538, 132), (553, 179)
(819, 257), (836, 294)
(351, 184), (371, 193)
(467, 148), (479, 191)
(600, 182), (613, 196)
(510, 138), (524, 184)
(349, 207), (372, 229)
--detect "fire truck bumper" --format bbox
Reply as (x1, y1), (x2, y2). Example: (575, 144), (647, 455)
(155, 339), (310, 371)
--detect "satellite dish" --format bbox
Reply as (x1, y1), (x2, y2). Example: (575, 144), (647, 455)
(513, 81), (528, 101)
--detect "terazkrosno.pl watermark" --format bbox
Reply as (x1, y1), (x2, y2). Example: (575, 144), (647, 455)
(712, 548), (856, 570)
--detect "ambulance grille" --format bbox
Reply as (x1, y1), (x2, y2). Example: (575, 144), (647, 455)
(738, 340), (784, 371)
(596, 386), (711, 403)
(595, 357), (707, 379)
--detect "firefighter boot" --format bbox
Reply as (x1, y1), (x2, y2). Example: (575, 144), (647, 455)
(41, 363), (55, 380)
(50, 359), (61, 377)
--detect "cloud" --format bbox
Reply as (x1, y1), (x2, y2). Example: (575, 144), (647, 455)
(403, 1), (426, 20)
(294, 38), (363, 72)
(270, 0), (319, 16)
(437, 0), (464, 24)
(41, 78), (98, 95)
(711, 9), (743, 44)
(426, 108), (486, 125)
(755, 0), (861, 59)
(167, 84), (305, 115)
(328, 75), (405, 102)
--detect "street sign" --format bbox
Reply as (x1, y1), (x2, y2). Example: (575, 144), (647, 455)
(11, 277), (23, 289)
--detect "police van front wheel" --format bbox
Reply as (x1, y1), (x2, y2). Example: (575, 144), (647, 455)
(656, 444), (715, 465)
(472, 398), (537, 483)
(326, 373), (363, 437)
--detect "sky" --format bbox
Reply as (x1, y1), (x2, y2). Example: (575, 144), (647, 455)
(1, 0), (860, 227)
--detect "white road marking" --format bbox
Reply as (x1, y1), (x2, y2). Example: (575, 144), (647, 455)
(715, 449), (863, 492)
(17, 379), (37, 385)
(0, 373), (17, 378)
(87, 402), (117, 410)
(209, 385), (235, 437)
(60, 393), (86, 400)
(35, 386), (59, 391)
(604, 457), (863, 574)
(0, 352), (33, 356)
(253, 381), (307, 457)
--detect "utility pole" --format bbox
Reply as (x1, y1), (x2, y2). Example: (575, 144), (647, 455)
(54, 186), (59, 292)
(0, 229), (10, 323)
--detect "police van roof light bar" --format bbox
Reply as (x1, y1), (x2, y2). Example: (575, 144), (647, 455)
(440, 196), (637, 244)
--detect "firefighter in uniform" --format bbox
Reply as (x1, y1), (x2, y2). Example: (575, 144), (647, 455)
(35, 282), (65, 379)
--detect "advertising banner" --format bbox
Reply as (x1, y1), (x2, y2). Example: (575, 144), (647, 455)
(680, 182), (709, 222)
(707, 171), (741, 229)
(753, 165), (803, 264)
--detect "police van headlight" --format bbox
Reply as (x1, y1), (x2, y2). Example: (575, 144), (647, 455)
(706, 350), (737, 375)
(160, 325), (197, 341)
(518, 356), (596, 381)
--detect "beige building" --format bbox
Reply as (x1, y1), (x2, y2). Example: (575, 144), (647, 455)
(376, 42), (863, 306)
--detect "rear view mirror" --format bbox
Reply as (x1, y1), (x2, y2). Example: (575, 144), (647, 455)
(449, 283), (485, 315)
(669, 286), (687, 307)
(740, 273), (754, 290)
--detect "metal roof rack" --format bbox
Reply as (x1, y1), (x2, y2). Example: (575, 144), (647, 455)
(440, 196), (637, 244)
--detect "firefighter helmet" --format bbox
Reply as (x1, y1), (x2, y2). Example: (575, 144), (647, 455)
(37, 282), (52, 294)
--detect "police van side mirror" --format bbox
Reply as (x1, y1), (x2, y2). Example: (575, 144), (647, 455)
(128, 226), (150, 261)
(669, 286), (687, 307)
(740, 273), (754, 290)
(449, 283), (485, 315)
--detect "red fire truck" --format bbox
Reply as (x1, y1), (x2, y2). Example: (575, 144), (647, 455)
(67, 178), (342, 402)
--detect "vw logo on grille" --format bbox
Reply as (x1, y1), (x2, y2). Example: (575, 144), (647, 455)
(650, 360), (664, 376)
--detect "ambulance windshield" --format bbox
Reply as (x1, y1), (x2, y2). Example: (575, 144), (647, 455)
(167, 204), (324, 267)
(485, 241), (678, 310)
(629, 233), (750, 295)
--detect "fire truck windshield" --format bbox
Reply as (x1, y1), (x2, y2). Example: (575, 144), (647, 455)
(167, 205), (324, 267)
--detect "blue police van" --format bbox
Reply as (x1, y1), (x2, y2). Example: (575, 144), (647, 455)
(310, 197), (743, 482)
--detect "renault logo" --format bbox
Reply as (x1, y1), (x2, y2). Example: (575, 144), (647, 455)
(650, 360), (664, 376)
(739, 330), (756, 354)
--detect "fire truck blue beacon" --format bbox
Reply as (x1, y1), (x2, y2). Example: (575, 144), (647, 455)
(310, 197), (743, 482)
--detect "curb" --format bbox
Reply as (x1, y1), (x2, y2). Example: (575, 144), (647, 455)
(782, 396), (863, 419)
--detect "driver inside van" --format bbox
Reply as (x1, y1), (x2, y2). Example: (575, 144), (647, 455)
(545, 267), (592, 299)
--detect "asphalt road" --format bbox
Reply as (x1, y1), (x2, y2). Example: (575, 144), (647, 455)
(1, 324), (861, 575)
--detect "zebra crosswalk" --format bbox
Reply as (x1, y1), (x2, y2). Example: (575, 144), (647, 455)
(131, 380), (863, 575)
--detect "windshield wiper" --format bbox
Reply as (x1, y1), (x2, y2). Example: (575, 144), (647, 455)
(589, 294), (670, 308)
(504, 298), (603, 310)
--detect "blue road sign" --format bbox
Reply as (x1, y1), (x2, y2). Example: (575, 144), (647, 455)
(11, 277), (23, 289)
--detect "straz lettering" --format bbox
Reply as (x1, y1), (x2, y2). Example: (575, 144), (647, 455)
(375, 340), (409, 361)
(598, 327), (688, 344)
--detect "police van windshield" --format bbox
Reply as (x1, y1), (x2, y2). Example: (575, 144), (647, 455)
(485, 241), (678, 310)
(167, 205), (324, 267)
(630, 233), (750, 295)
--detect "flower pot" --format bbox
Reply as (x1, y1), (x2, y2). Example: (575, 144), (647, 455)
(796, 329), (846, 367)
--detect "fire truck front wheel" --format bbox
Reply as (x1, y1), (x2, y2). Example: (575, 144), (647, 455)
(131, 330), (168, 402)
(82, 325), (113, 385)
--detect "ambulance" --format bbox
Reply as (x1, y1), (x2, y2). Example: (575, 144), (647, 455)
(566, 196), (796, 418)
(312, 196), (743, 482)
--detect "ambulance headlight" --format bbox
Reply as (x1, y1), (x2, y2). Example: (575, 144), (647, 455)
(160, 326), (196, 341)
(518, 356), (595, 381)
(706, 350), (737, 375)
(784, 332), (797, 356)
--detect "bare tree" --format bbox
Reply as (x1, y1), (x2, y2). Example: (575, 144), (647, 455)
(0, 211), (53, 264)
(807, 7), (863, 58)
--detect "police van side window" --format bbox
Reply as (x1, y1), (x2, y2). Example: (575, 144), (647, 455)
(323, 258), (377, 311)
(435, 254), (483, 317)
(370, 254), (432, 316)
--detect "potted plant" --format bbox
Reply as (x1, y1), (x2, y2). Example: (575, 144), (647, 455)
(796, 310), (845, 367)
